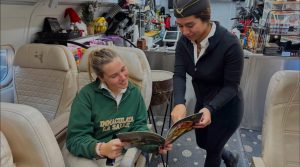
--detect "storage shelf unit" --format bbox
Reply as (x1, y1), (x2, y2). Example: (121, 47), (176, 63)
(261, 0), (300, 56)
(272, 1), (300, 5)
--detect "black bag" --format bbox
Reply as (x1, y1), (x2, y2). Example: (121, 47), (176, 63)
(42, 17), (62, 32)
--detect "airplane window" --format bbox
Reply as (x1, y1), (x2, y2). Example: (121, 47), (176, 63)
(1, 49), (8, 81)
(0, 45), (14, 89)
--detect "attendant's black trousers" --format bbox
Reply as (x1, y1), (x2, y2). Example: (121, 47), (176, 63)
(194, 93), (244, 167)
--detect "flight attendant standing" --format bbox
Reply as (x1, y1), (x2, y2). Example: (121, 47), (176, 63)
(170, 0), (244, 167)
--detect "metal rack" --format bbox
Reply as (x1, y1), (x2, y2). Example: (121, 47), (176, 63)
(261, 1), (300, 56)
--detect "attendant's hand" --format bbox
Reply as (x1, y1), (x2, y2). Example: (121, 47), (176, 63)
(100, 139), (124, 159)
(171, 104), (187, 123)
(158, 143), (173, 154)
(193, 108), (211, 129)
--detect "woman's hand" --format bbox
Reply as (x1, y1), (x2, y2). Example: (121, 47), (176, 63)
(100, 139), (124, 159)
(193, 108), (211, 129)
(171, 104), (187, 123)
(158, 143), (173, 155)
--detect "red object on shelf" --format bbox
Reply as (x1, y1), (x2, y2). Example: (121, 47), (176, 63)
(64, 8), (81, 23)
(77, 48), (83, 59)
(164, 16), (171, 29)
(239, 19), (253, 33)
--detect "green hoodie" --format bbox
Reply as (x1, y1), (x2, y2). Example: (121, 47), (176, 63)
(66, 80), (149, 159)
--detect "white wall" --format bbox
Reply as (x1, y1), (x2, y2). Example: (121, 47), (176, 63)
(0, 2), (77, 50)
(0, 4), (34, 50)
(0, 0), (241, 50)
(158, 0), (239, 30)
(0, 0), (110, 50)
(210, 0), (237, 30)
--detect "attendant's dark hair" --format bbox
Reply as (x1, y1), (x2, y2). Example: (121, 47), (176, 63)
(194, 9), (211, 22)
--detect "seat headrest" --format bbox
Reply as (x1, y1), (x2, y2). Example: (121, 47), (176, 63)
(14, 44), (75, 71)
(267, 70), (300, 105)
(79, 46), (144, 81)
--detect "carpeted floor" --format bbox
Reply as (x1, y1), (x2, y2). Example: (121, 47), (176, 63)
(148, 116), (262, 167)
(239, 128), (262, 167)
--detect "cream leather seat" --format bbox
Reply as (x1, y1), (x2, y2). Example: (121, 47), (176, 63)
(251, 70), (300, 167)
(13, 43), (78, 146)
(74, 45), (152, 167)
(1, 102), (65, 167)
(0, 101), (148, 167)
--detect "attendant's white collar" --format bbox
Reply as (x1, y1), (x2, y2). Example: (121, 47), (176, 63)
(202, 22), (215, 45)
(192, 22), (216, 49)
(191, 22), (216, 64)
(100, 82), (127, 96)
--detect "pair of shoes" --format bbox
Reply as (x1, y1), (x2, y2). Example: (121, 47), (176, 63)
(223, 152), (239, 167)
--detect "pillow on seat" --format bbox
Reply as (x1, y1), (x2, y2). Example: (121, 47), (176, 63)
(0, 131), (15, 167)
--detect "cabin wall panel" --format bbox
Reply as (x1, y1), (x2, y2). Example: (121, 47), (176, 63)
(210, 1), (236, 30)
(0, 2), (86, 49)
(2, 2), (110, 47)
(1, 19), (28, 50)
(28, 3), (82, 43)
(1, 5), (33, 50)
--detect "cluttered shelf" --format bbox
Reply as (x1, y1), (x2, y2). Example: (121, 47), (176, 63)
(231, 0), (299, 57)
(270, 10), (300, 14)
(265, 27), (300, 36)
(259, 0), (300, 57)
(281, 36), (300, 43)
(272, 1), (300, 5)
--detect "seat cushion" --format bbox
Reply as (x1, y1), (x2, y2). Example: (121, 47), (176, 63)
(0, 131), (15, 167)
(14, 68), (66, 121)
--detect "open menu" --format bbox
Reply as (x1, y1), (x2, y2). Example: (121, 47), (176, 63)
(116, 112), (203, 153)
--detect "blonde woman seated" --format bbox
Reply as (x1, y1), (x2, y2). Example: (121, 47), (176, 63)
(63, 48), (172, 167)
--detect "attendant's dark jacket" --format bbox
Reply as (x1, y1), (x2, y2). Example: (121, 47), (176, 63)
(173, 22), (244, 114)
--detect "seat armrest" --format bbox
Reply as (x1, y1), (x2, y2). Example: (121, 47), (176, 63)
(49, 112), (70, 148)
(251, 157), (266, 167)
(120, 147), (142, 167)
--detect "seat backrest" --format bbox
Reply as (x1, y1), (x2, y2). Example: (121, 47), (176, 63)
(0, 102), (65, 167)
(78, 45), (152, 109)
(261, 70), (300, 167)
(13, 44), (78, 121)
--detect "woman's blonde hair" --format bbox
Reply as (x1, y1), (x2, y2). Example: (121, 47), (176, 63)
(88, 48), (118, 81)
(87, 48), (142, 88)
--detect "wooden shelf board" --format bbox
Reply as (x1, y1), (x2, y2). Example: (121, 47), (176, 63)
(272, 1), (300, 5)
